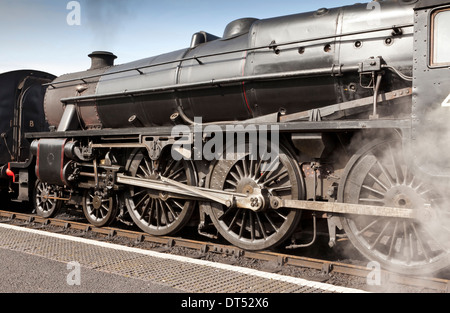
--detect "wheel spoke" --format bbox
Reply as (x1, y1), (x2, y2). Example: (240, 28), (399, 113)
(370, 221), (391, 250)
(257, 156), (280, 183)
(218, 207), (236, 222)
(125, 151), (195, 236)
(269, 184), (292, 193)
(229, 171), (240, 183)
(143, 157), (153, 176)
(225, 180), (238, 187)
(388, 144), (401, 185)
(147, 199), (154, 224)
(140, 197), (151, 219)
(387, 221), (399, 260)
(162, 159), (176, 177)
(255, 213), (267, 239)
(134, 193), (150, 211)
(361, 184), (385, 197)
(273, 210), (288, 221)
(411, 223), (430, 263)
(139, 165), (150, 178)
(168, 166), (184, 180)
(171, 199), (185, 211)
(159, 199), (169, 226)
(239, 211), (247, 239)
(264, 212), (279, 233)
(241, 159), (249, 178)
(356, 218), (379, 236)
(403, 221), (410, 264)
(155, 200), (160, 228)
(249, 212), (255, 241)
(261, 168), (288, 187)
(249, 158), (255, 178)
(227, 208), (242, 230)
(376, 160), (395, 188)
(368, 172), (389, 192)
(341, 140), (450, 274)
(165, 200), (178, 220)
(235, 163), (245, 179)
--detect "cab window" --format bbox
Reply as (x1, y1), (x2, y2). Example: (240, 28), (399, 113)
(431, 9), (450, 66)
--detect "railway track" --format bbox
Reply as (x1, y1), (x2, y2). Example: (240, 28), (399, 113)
(0, 209), (449, 293)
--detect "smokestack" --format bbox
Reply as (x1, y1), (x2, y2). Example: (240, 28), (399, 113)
(88, 51), (117, 70)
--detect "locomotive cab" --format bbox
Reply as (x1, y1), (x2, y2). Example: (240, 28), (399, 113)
(410, 0), (450, 179)
(336, 0), (450, 276)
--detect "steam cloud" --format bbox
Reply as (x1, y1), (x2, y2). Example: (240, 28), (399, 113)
(82, 0), (142, 50)
(342, 119), (450, 279)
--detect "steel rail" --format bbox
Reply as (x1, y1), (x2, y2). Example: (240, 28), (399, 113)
(0, 209), (448, 292)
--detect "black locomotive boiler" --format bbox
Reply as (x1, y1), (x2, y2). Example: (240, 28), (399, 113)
(4, 0), (450, 275)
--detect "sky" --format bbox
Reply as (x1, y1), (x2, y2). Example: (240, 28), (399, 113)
(0, 0), (360, 76)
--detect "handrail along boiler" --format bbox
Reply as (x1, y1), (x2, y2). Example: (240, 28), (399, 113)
(2, 0), (450, 275)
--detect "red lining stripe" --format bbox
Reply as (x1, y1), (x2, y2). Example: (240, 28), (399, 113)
(241, 51), (252, 115)
(36, 142), (41, 181)
(60, 139), (68, 185)
(6, 163), (15, 183)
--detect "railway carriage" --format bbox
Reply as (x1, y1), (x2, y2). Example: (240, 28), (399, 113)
(3, 0), (450, 275)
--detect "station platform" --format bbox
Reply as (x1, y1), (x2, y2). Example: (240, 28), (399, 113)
(0, 223), (365, 294)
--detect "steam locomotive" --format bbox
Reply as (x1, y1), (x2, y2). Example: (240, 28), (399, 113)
(2, 0), (450, 275)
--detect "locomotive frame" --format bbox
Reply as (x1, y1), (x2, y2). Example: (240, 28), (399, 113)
(2, 0), (450, 275)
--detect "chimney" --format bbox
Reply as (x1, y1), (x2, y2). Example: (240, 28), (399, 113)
(88, 51), (117, 70)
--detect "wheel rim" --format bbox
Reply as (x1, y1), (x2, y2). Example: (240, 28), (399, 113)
(34, 181), (62, 218)
(339, 139), (450, 275)
(124, 151), (196, 236)
(209, 143), (303, 251)
(83, 189), (117, 227)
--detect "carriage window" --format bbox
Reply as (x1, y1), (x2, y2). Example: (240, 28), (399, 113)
(431, 9), (450, 66)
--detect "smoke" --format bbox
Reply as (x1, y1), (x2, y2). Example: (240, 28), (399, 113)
(82, 0), (142, 51)
(409, 107), (450, 270)
(337, 123), (450, 280)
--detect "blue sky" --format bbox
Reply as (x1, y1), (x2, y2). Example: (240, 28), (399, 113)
(0, 0), (360, 75)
